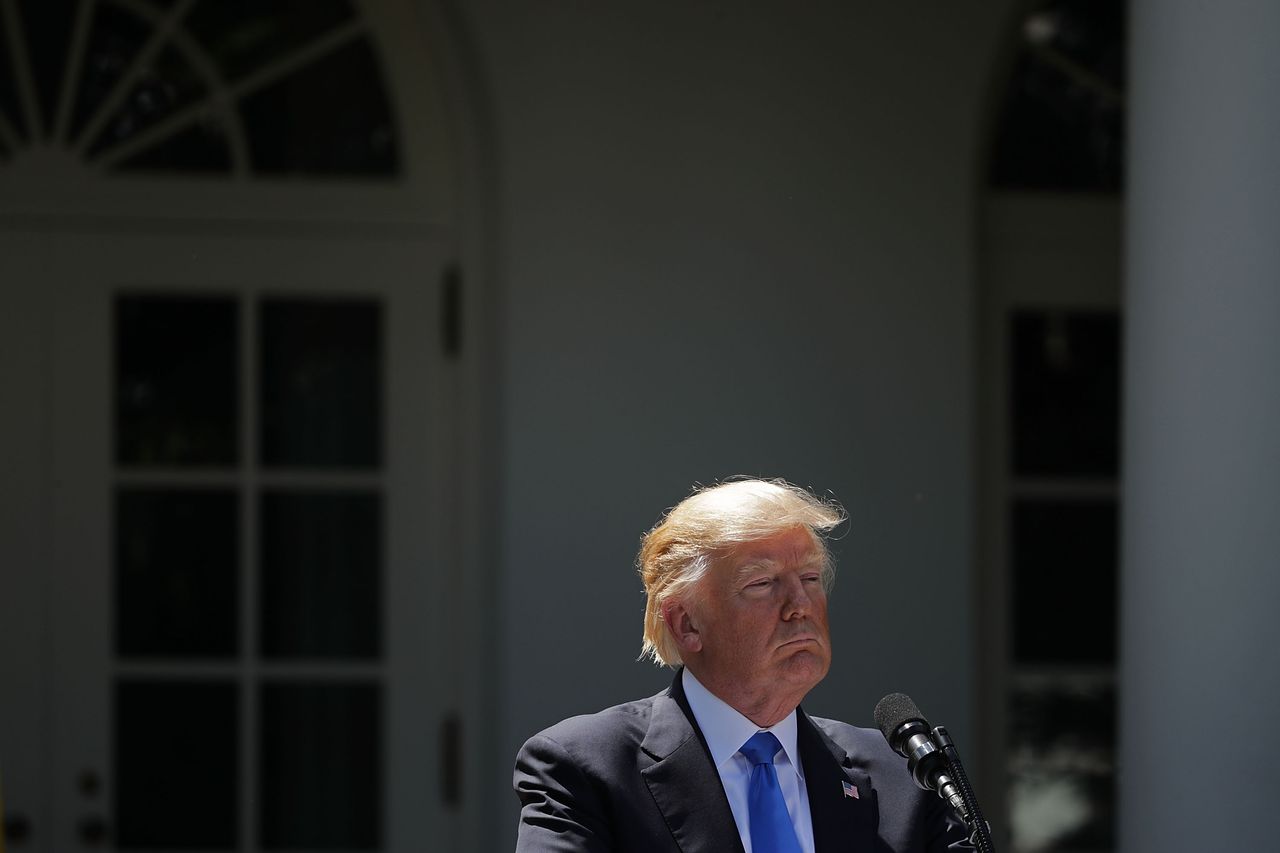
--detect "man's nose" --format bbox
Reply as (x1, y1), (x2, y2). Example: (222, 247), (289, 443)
(781, 576), (812, 619)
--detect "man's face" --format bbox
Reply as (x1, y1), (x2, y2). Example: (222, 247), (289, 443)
(685, 526), (831, 711)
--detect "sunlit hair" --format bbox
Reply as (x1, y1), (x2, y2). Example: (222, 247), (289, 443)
(637, 478), (845, 667)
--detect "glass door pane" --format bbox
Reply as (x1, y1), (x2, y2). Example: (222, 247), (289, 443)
(259, 298), (382, 468)
(115, 487), (240, 658)
(259, 490), (382, 659)
(113, 681), (240, 848)
(115, 296), (240, 467)
(259, 683), (381, 849)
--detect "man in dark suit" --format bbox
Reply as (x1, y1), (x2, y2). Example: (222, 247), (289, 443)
(514, 479), (971, 852)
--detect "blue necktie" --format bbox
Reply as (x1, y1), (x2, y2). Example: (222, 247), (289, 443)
(740, 731), (803, 853)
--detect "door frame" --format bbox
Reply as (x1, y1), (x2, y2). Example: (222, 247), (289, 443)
(0, 225), (492, 852)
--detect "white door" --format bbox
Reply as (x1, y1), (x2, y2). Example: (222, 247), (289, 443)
(20, 230), (460, 852)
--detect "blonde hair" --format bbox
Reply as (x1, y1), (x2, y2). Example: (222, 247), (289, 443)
(637, 478), (845, 667)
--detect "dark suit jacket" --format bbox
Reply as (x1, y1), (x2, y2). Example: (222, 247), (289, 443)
(514, 673), (972, 852)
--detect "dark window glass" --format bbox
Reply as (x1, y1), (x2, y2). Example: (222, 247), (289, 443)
(259, 491), (381, 659)
(239, 40), (398, 177)
(989, 0), (1125, 190)
(1009, 680), (1115, 850)
(114, 680), (239, 849)
(17, 0), (76, 137)
(116, 488), (238, 658)
(1011, 499), (1117, 664)
(259, 298), (381, 468)
(259, 682), (381, 849)
(113, 117), (232, 173)
(185, 0), (356, 83)
(115, 294), (239, 466)
(69, 3), (151, 143)
(1011, 310), (1121, 478)
(88, 45), (210, 160)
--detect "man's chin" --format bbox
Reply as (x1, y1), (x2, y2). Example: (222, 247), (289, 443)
(777, 647), (830, 684)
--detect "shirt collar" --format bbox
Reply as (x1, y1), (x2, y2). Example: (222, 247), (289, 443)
(681, 668), (805, 779)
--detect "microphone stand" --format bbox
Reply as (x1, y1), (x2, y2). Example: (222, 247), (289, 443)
(931, 726), (995, 853)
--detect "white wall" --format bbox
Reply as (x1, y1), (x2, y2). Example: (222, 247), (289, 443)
(456, 2), (1014, 846)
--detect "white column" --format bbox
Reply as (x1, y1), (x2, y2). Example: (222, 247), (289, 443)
(1121, 2), (1280, 850)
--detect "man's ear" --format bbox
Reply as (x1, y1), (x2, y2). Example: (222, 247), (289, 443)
(662, 599), (702, 655)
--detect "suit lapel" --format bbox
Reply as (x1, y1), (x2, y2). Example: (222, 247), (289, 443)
(640, 673), (745, 853)
(799, 710), (877, 853)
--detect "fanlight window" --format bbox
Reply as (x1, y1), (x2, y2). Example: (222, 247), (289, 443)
(0, 0), (398, 177)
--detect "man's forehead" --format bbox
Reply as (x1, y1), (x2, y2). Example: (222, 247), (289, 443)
(722, 528), (823, 572)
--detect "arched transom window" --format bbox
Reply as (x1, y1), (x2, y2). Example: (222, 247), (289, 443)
(0, 0), (399, 179)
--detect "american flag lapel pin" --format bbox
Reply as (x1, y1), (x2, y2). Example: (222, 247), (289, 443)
(842, 780), (859, 800)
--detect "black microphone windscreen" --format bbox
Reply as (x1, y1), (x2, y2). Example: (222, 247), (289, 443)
(874, 692), (926, 742)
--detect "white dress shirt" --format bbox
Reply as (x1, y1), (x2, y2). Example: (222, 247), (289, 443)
(681, 669), (816, 853)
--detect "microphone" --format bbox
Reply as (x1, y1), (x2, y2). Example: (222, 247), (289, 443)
(874, 693), (966, 816)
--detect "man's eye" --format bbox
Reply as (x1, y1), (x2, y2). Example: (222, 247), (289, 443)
(802, 574), (822, 584)
(747, 579), (772, 589)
